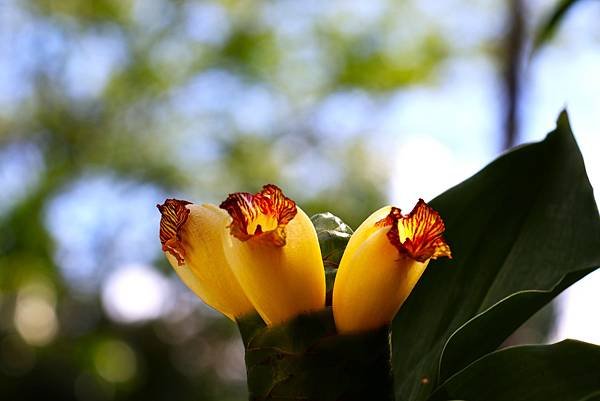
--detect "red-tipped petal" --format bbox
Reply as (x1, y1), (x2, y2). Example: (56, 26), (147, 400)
(376, 200), (451, 263)
(157, 198), (192, 265)
(220, 184), (297, 246)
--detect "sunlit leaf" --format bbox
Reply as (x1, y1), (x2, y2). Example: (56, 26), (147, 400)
(311, 212), (353, 305)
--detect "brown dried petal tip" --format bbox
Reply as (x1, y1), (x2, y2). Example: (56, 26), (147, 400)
(157, 198), (192, 265)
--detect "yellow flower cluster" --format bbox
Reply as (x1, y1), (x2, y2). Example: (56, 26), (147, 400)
(158, 184), (451, 333)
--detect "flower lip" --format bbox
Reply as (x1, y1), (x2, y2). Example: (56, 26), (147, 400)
(219, 184), (297, 246)
(376, 199), (452, 263)
(157, 198), (192, 266)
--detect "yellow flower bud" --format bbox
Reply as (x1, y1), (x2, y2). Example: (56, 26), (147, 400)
(157, 200), (254, 320)
(333, 200), (451, 333)
(220, 184), (326, 326)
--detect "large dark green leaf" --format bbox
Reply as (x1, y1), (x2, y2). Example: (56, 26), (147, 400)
(429, 340), (600, 401)
(391, 111), (600, 401)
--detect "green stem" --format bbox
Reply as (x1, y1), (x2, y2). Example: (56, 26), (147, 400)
(237, 308), (395, 401)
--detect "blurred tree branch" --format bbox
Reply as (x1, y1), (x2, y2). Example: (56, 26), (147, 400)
(502, 0), (526, 151)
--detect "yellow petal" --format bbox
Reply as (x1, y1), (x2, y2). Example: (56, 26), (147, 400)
(340, 205), (391, 265)
(333, 226), (428, 333)
(223, 207), (326, 326)
(332, 200), (451, 334)
(158, 200), (254, 320)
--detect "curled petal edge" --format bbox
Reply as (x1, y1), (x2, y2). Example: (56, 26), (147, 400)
(157, 198), (192, 265)
(219, 184), (297, 246)
(376, 199), (452, 263)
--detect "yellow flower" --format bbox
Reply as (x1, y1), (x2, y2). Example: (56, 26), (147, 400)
(333, 199), (451, 333)
(157, 199), (254, 320)
(220, 184), (326, 326)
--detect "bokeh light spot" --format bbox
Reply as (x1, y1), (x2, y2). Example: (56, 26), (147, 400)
(102, 264), (173, 324)
(94, 340), (137, 383)
(14, 281), (59, 346)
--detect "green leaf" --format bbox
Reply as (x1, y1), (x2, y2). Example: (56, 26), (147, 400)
(429, 340), (600, 401)
(311, 212), (353, 269)
(311, 212), (353, 303)
(578, 391), (600, 401)
(391, 111), (600, 401)
(438, 268), (594, 381)
(532, 0), (590, 52)
(579, 390), (600, 401)
(237, 309), (393, 401)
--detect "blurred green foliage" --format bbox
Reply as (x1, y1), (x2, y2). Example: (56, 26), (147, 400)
(532, 0), (590, 51)
(0, 1), (441, 400)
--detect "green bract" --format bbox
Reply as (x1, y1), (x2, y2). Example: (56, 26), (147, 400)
(237, 310), (393, 401)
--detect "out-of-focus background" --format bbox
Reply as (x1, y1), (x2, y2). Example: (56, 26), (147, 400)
(0, 0), (599, 400)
